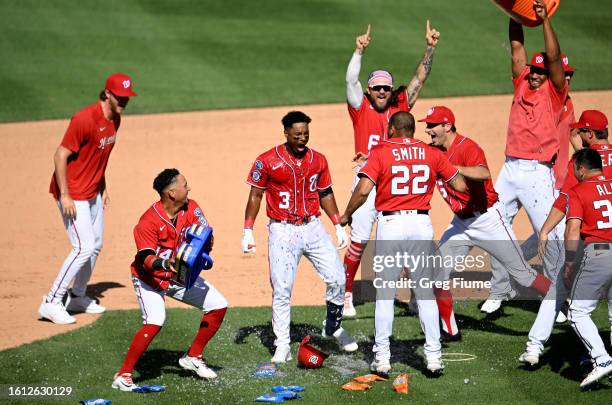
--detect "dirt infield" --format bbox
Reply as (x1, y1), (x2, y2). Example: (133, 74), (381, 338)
(1, 90), (610, 350)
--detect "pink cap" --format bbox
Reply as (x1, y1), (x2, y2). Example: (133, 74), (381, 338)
(418, 106), (455, 124)
(367, 70), (393, 87)
(570, 110), (608, 131)
(105, 73), (137, 97)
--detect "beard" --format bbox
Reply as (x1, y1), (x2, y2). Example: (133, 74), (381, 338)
(366, 93), (390, 112)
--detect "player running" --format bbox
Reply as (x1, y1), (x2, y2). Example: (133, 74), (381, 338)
(343, 21), (440, 317)
(39, 73), (136, 324)
(242, 111), (356, 364)
(341, 111), (466, 375)
(564, 148), (612, 388)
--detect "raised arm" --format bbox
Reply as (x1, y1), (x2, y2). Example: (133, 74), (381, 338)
(509, 19), (527, 78)
(405, 20), (440, 108)
(346, 24), (371, 109)
(534, 0), (564, 91)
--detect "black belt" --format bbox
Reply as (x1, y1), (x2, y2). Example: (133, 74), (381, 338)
(381, 210), (429, 216)
(593, 243), (611, 251)
(270, 216), (315, 226)
(457, 208), (488, 220)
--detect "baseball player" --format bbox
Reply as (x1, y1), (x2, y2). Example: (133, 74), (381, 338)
(343, 21), (440, 317)
(564, 148), (612, 388)
(519, 110), (612, 366)
(484, 0), (567, 314)
(112, 169), (228, 391)
(39, 73), (137, 325)
(242, 111), (356, 364)
(341, 111), (467, 375)
(420, 106), (551, 341)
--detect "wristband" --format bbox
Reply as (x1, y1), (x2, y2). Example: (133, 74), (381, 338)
(330, 213), (340, 225)
(244, 218), (255, 229)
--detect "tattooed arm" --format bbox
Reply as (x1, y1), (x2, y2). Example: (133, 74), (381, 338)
(406, 20), (439, 108)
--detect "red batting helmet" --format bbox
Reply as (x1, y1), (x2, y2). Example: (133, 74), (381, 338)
(297, 336), (328, 368)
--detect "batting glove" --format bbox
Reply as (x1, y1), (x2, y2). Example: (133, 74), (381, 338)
(335, 224), (349, 250)
(242, 229), (256, 253)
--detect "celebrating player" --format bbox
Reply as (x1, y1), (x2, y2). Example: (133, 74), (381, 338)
(422, 106), (551, 341)
(343, 21), (440, 317)
(341, 111), (467, 375)
(518, 110), (612, 366)
(564, 148), (612, 388)
(39, 73), (137, 324)
(112, 169), (228, 391)
(485, 0), (565, 313)
(242, 111), (356, 363)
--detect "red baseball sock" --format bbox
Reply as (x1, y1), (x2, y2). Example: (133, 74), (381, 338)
(118, 324), (162, 375)
(434, 287), (458, 336)
(344, 241), (366, 293)
(187, 307), (227, 357)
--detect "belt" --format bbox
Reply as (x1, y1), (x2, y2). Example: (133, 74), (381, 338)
(381, 210), (429, 216)
(593, 243), (611, 251)
(270, 216), (315, 226)
(456, 208), (488, 220)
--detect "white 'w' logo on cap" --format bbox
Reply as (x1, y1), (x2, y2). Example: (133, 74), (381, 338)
(122, 80), (131, 89)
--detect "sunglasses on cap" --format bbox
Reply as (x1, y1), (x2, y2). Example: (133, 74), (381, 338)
(370, 85), (392, 92)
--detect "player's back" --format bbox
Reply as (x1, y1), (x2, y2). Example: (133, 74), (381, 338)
(568, 176), (612, 242)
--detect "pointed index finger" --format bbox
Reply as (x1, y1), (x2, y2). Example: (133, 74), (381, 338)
(366, 24), (371, 37)
(426, 19), (430, 33)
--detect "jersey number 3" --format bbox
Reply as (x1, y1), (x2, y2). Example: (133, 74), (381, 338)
(593, 199), (612, 229)
(391, 165), (430, 195)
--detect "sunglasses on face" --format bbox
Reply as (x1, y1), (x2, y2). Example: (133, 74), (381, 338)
(529, 67), (548, 76)
(577, 128), (590, 133)
(426, 122), (444, 129)
(370, 85), (392, 92)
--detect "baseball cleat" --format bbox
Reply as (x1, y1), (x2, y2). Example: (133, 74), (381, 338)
(112, 372), (140, 392)
(518, 351), (540, 366)
(440, 329), (462, 342)
(555, 311), (567, 324)
(370, 358), (391, 374)
(580, 360), (612, 388)
(480, 299), (502, 314)
(66, 294), (106, 314)
(271, 345), (292, 364)
(343, 292), (357, 318)
(179, 354), (218, 380)
(38, 296), (76, 324)
(426, 357), (444, 374)
(323, 326), (358, 352)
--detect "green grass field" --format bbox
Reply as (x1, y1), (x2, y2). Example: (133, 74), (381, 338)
(1, 0), (611, 122)
(1, 302), (610, 404)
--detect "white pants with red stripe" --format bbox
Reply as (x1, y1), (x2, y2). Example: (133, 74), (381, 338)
(349, 167), (378, 242)
(372, 213), (441, 362)
(46, 193), (104, 303)
(268, 217), (345, 347)
(131, 275), (228, 326)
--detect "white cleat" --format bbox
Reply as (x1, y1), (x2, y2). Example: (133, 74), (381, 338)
(518, 351), (540, 366)
(322, 323), (358, 352)
(580, 360), (612, 388)
(343, 292), (356, 318)
(270, 345), (292, 364)
(38, 296), (76, 324)
(370, 358), (391, 374)
(112, 373), (140, 392)
(179, 354), (218, 380)
(480, 299), (502, 314)
(66, 294), (106, 314)
(426, 357), (444, 374)
(555, 311), (567, 324)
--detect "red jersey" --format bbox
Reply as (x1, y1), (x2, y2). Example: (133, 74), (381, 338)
(505, 67), (568, 162)
(567, 176), (612, 242)
(553, 144), (612, 212)
(553, 97), (575, 189)
(348, 91), (411, 155)
(131, 199), (209, 290)
(246, 145), (332, 221)
(435, 134), (498, 215)
(359, 138), (459, 211)
(50, 102), (121, 200)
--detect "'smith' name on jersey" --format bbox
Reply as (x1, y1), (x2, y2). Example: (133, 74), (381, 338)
(391, 146), (426, 161)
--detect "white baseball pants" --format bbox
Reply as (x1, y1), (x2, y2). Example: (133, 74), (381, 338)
(268, 218), (345, 347)
(131, 275), (228, 326)
(372, 213), (441, 362)
(349, 167), (378, 242)
(47, 193), (104, 303)
(568, 245), (612, 365)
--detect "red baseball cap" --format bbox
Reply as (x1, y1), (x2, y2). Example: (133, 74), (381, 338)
(418, 106), (455, 124)
(570, 110), (608, 131)
(105, 73), (137, 97)
(561, 53), (575, 73)
(528, 52), (548, 69)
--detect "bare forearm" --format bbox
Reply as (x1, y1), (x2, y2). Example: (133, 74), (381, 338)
(320, 194), (340, 219)
(541, 207), (565, 237)
(244, 190), (263, 226)
(456, 166), (490, 181)
(406, 45), (435, 107)
(53, 149), (70, 196)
